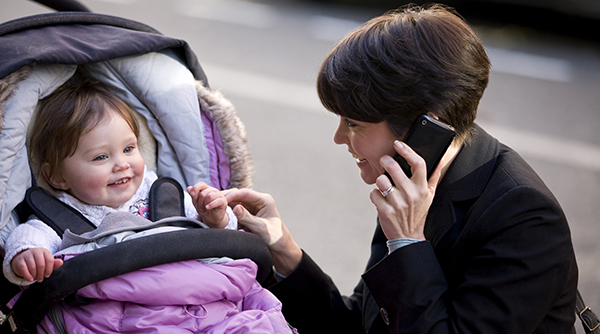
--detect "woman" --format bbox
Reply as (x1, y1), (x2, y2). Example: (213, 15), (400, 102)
(225, 4), (578, 334)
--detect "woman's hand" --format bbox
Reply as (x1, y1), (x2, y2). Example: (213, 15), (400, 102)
(225, 188), (302, 276)
(370, 140), (442, 241)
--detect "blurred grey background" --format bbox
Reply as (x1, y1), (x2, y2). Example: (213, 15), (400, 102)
(2, 0), (599, 331)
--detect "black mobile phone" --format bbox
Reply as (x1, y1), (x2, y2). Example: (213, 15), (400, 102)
(384, 114), (455, 183)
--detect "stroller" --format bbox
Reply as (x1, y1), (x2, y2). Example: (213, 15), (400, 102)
(0, 0), (290, 333)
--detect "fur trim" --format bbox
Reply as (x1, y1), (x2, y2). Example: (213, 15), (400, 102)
(196, 82), (254, 189)
(0, 65), (33, 130)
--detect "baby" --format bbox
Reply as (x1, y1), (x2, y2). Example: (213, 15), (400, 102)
(3, 81), (236, 285)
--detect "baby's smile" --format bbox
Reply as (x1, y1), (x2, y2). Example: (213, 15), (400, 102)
(110, 177), (131, 186)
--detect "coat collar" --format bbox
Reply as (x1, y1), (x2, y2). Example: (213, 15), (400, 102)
(424, 123), (500, 247)
(440, 123), (500, 201)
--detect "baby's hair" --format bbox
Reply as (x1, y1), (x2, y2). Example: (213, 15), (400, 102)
(30, 80), (140, 188)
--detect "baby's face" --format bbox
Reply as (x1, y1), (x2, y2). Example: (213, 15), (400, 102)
(53, 109), (144, 208)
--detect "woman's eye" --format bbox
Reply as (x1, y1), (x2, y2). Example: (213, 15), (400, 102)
(342, 118), (356, 128)
(93, 155), (108, 161)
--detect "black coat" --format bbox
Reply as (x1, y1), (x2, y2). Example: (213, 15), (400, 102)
(270, 124), (578, 334)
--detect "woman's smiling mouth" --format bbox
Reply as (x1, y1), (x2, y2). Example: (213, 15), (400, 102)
(352, 154), (367, 164)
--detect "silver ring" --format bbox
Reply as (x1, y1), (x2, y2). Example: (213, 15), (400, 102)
(380, 185), (395, 198)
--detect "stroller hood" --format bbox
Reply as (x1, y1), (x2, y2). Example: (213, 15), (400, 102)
(0, 12), (205, 82)
(0, 12), (253, 238)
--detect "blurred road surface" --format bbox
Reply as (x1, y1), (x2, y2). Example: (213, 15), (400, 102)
(2, 0), (599, 331)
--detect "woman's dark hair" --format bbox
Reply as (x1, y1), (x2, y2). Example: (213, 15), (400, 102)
(29, 80), (140, 186)
(317, 4), (490, 144)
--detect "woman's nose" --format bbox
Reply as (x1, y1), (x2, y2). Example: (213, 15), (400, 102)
(333, 120), (347, 145)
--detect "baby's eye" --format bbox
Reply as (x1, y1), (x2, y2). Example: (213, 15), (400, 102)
(93, 154), (108, 161)
(124, 146), (135, 154)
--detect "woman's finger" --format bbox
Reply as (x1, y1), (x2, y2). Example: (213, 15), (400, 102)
(233, 204), (256, 226)
(234, 204), (283, 246)
(396, 140), (427, 183)
(225, 188), (260, 212)
(226, 188), (280, 218)
(375, 173), (396, 199)
(381, 140), (427, 188)
(233, 204), (266, 233)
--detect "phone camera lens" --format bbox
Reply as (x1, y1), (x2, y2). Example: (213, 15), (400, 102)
(422, 120), (427, 126)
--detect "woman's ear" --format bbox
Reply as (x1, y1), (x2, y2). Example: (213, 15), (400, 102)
(41, 162), (69, 191)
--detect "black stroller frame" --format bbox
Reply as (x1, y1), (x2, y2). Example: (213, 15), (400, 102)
(0, 1), (268, 332)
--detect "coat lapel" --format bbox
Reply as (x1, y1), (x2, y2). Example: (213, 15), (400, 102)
(424, 124), (500, 250)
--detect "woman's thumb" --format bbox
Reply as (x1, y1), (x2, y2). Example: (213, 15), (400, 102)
(233, 204), (254, 225)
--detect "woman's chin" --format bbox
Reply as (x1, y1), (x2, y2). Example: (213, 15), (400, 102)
(359, 170), (378, 185)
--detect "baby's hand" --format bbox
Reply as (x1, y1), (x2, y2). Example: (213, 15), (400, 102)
(11, 248), (63, 283)
(187, 182), (229, 229)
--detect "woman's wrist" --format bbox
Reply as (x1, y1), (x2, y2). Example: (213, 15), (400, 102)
(272, 245), (302, 277)
(270, 225), (303, 276)
(387, 238), (424, 254)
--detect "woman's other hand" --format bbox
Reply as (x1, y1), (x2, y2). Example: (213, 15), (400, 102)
(225, 188), (302, 276)
(370, 140), (442, 241)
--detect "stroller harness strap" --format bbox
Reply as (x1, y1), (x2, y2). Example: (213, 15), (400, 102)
(24, 187), (96, 236)
(24, 176), (186, 236)
(148, 176), (186, 221)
